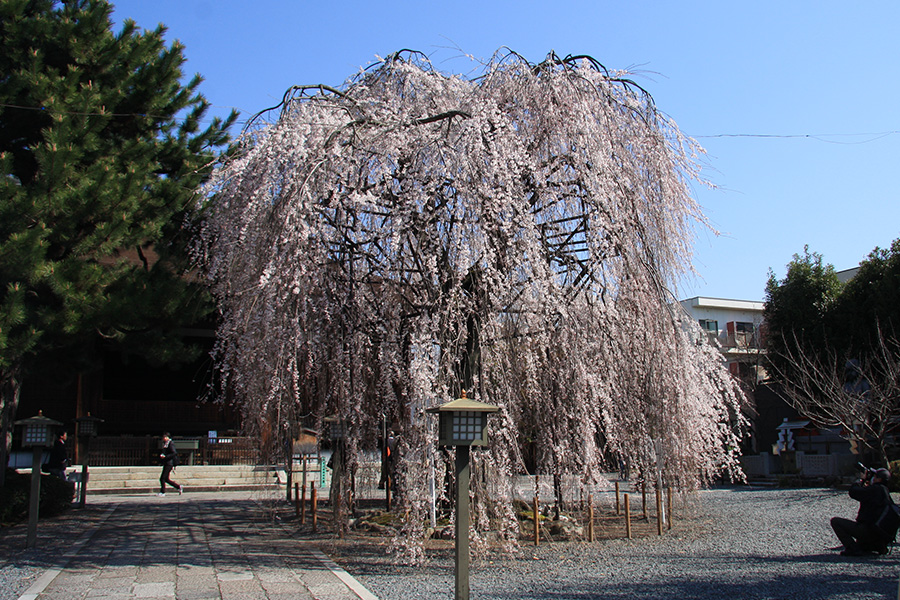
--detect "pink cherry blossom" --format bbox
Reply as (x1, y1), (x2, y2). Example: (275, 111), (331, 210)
(194, 50), (748, 560)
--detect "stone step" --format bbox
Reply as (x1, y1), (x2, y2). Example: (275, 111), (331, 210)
(79, 465), (265, 475)
(89, 483), (283, 495)
(87, 476), (278, 489)
(19, 465), (333, 496)
(85, 469), (268, 480)
(53, 465), (292, 495)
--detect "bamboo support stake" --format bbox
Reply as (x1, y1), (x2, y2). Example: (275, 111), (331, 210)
(624, 493), (632, 539)
(667, 486), (673, 531)
(656, 486), (663, 535)
(587, 494), (595, 543)
(300, 480), (307, 524)
(642, 481), (647, 519)
(615, 481), (620, 515)
(533, 496), (540, 546)
(311, 484), (318, 533)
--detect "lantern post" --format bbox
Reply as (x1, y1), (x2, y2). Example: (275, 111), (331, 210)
(74, 413), (102, 508)
(426, 391), (498, 600)
(14, 411), (62, 548)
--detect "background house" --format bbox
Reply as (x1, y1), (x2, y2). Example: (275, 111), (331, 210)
(679, 296), (767, 384)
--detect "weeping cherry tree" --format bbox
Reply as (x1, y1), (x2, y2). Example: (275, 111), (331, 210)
(194, 50), (747, 559)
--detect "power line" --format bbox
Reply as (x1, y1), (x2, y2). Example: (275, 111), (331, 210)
(2, 101), (899, 144)
(692, 131), (900, 145)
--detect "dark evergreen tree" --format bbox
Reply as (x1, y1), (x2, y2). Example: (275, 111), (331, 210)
(763, 245), (842, 379)
(764, 242), (900, 464)
(829, 239), (900, 355)
(0, 0), (236, 481)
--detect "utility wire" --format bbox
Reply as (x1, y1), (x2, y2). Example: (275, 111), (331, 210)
(2, 101), (899, 144)
(694, 131), (899, 145)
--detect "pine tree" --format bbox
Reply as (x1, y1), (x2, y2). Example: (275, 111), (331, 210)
(0, 0), (236, 481)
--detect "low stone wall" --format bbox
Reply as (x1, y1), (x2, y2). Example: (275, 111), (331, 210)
(740, 451), (857, 478)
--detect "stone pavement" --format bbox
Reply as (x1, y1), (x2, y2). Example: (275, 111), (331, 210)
(16, 492), (378, 600)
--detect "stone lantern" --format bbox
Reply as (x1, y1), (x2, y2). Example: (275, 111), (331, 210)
(14, 411), (62, 548)
(426, 391), (498, 600)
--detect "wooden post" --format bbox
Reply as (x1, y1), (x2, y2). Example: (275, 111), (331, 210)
(386, 473), (392, 511)
(301, 455), (308, 521)
(294, 483), (300, 519)
(667, 486), (673, 531)
(533, 496), (540, 546)
(656, 486), (663, 535)
(78, 433), (91, 509)
(311, 484), (318, 533)
(333, 442), (343, 537)
(624, 493), (631, 539)
(587, 493), (595, 543)
(641, 481), (647, 519)
(74, 436), (82, 470)
(615, 481), (620, 515)
(300, 480), (307, 524)
(78, 464), (88, 509)
(285, 444), (292, 503)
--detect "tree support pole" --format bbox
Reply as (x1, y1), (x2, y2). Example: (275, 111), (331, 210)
(642, 481), (647, 519)
(624, 493), (632, 539)
(667, 487), (673, 530)
(386, 475), (392, 511)
(656, 486), (663, 535)
(587, 494), (595, 542)
(311, 484), (318, 533)
(300, 480), (307, 524)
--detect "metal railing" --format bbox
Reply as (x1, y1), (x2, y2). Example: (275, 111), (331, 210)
(724, 331), (762, 349)
(85, 436), (258, 466)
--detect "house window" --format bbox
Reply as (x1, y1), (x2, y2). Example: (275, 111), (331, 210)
(735, 322), (754, 333)
(699, 319), (718, 333)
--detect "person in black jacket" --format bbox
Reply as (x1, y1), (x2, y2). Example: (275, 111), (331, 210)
(46, 430), (69, 481)
(157, 433), (183, 497)
(831, 467), (893, 556)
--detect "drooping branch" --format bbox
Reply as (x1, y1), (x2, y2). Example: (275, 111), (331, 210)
(414, 110), (471, 125)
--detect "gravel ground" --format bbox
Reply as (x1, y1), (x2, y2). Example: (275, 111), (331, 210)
(2, 487), (898, 600)
(333, 487), (900, 600)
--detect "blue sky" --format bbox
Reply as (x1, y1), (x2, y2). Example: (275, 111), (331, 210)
(111, 0), (900, 302)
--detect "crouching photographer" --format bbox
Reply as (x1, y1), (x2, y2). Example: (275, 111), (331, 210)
(831, 466), (896, 557)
